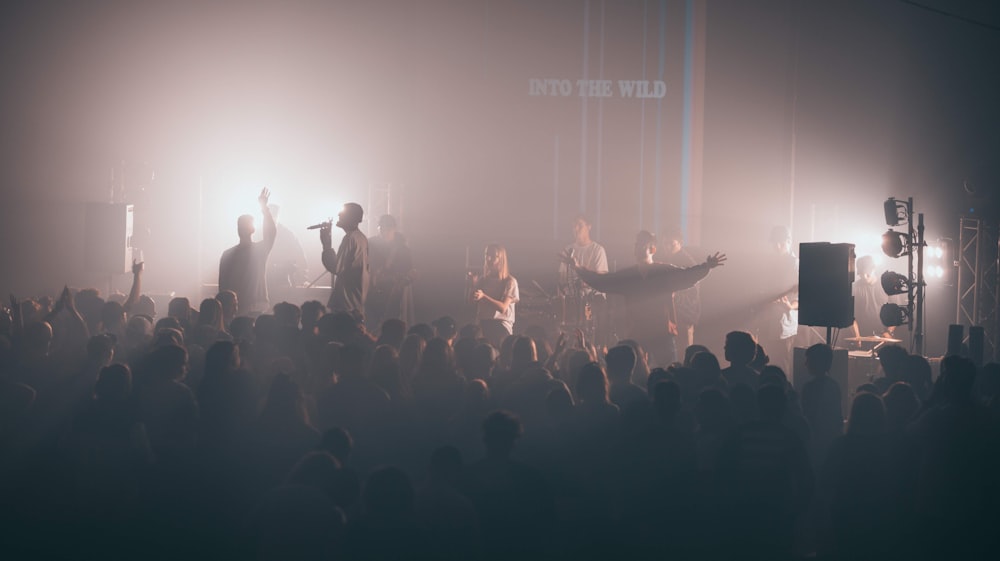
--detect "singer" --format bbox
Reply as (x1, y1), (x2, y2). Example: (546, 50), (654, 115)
(218, 188), (276, 315)
(469, 244), (519, 348)
(319, 202), (369, 322)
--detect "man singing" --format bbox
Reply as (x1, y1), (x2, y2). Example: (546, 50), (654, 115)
(320, 203), (369, 322)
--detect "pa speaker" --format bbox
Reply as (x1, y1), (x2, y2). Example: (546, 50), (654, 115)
(798, 242), (855, 328)
(85, 203), (133, 274)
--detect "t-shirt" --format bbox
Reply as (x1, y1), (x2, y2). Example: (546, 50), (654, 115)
(475, 276), (519, 334)
(323, 229), (369, 320)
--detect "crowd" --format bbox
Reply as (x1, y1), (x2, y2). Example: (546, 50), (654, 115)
(0, 267), (998, 561)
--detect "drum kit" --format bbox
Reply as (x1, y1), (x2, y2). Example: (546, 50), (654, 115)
(518, 281), (606, 343)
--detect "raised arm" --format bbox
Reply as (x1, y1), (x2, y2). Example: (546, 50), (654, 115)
(122, 259), (144, 313)
(259, 188), (277, 252)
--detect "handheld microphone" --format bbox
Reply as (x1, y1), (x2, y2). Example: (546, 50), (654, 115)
(306, 221), (332, 230)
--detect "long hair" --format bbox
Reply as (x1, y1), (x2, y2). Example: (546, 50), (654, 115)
(483, 244), (510, 280)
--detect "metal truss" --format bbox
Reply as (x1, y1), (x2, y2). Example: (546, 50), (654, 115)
(956, 217), (999, 361)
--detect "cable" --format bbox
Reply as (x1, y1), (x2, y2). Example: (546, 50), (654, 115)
(898, 0), (1000, 33)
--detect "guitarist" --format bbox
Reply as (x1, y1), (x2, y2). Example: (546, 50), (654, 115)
(367, 214), (415, 328)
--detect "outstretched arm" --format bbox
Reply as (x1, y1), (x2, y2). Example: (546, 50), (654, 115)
(123, 259), (144, 313)
(259, 188), (277, 252)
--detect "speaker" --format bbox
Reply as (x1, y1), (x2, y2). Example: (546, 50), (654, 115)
(798, 242), (855, 328)
(969, 326), (985, 367)
(793, 346), (849, 417)
(85, 203), (133, 274)
(947, 324), (964, 357)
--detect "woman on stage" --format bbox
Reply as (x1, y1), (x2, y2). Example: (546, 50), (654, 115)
(469, 244), (519, 348)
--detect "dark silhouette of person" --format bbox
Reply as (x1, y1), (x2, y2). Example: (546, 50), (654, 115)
(463, 410), (555, 561)
(606, 344), (647, 412)
(721, 331), (759, 390)
(346, 466), (429, 561)
(800, 343), (843, 464)
(564, 231), (725, 366)
(367, 214), (416, 327)
(415, 446), (482, 561)
(265, 203), (309, 291)
(319, 202), (369, 323)
(716, 384), (814, 560)
(247, 374), (321, 495)
(219, 188), (277, 315)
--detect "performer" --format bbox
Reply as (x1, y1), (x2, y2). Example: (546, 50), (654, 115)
(218, 188), (276, 315)
(664, 226), (701, 348)
(562, 231), (726, 367)
(367, 214), (415, 326)
(469, 244), (519, 348)
(320, 203), (369, 322)
(851, 255), (897, 343)
(558, 215), (609, 297)
(757, 225), (799, 374)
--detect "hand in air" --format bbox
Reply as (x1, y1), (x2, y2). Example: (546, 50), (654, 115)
(132, 259), (144, 275)
(258, 187), (271, 208)
(705, 252), (727, 268)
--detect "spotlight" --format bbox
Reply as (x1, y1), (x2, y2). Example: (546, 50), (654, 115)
(880, 271), (910, 296)
(884, 198), (901, 226)
(881, 230), (908, 258)
(880, 303), (910, 327)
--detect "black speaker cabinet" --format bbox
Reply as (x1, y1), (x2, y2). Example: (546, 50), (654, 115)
(799, 242), (855, 328)
(85, 203), (133, 274)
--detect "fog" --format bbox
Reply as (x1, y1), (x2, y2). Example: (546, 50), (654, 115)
(1, 0), (997, 355)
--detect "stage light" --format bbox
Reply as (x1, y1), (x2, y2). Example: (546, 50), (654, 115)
(880, 303), (910, 327)
(884, 198), (902, 226)
(881, 271), (910, 296)
(882, 230), (908, 258)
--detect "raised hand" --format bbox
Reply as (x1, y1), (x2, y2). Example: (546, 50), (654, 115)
(705, 252), (727, 268)
(258, 187), (271, 208)
(132, 258), (144, 275)
(319, 224), (332, 249)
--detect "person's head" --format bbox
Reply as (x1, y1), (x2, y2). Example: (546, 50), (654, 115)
(690, 351), (722, 379)
(94, 363), (132, 401)
(847, 392), (886, 436)
(605, 344), (637, 383)
(362, 466), (414, 519)
(205, 340), (240, 374)
(377, 214), (397, 241)
(652, 380), (682, 421)
(856, 255), (876, 283)
(320, 427), (354, 464)
(273, 301), (301, 329)
(168, 297), (193, 325)
(684, 344), (711, 367)
(86, 333), (116, 366)
(634, 230), (657, 264)
(882, 381), (920, 430)
(509, 335), (537, 372)
(572, 215), (593, 245)
(215, 290), (238, 321)
(150, 344), (189, 381)
(481, 410), (523, 457)
(805, 343), (834, 377)
(377, 318), (407, 348)
(237, 214), (255, 240)
(262, 373), (308, 423)
(938, 354), (977, 404)
(336, 203), (364, 230)
(483, 244), (509, 279)
(724, 331), (757, 366)
(646, 367), (670, 395)
(664, 226), (684, 254)
(876, 344), (909, 381)
(198, 298), (224, 330)
(769, 225), (792, 255)
(100, 300), (126, 333)
(431, 316), (457, 342)
(407, 323), (435, 342)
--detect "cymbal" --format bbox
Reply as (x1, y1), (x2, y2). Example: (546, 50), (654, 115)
(845, 336), (902, 343)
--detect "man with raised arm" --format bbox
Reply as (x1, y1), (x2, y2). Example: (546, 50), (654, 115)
(562, 230), (726, 367)
(218, 188), (277, 315)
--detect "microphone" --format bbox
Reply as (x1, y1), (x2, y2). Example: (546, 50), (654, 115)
(306, 221), (332, 230)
